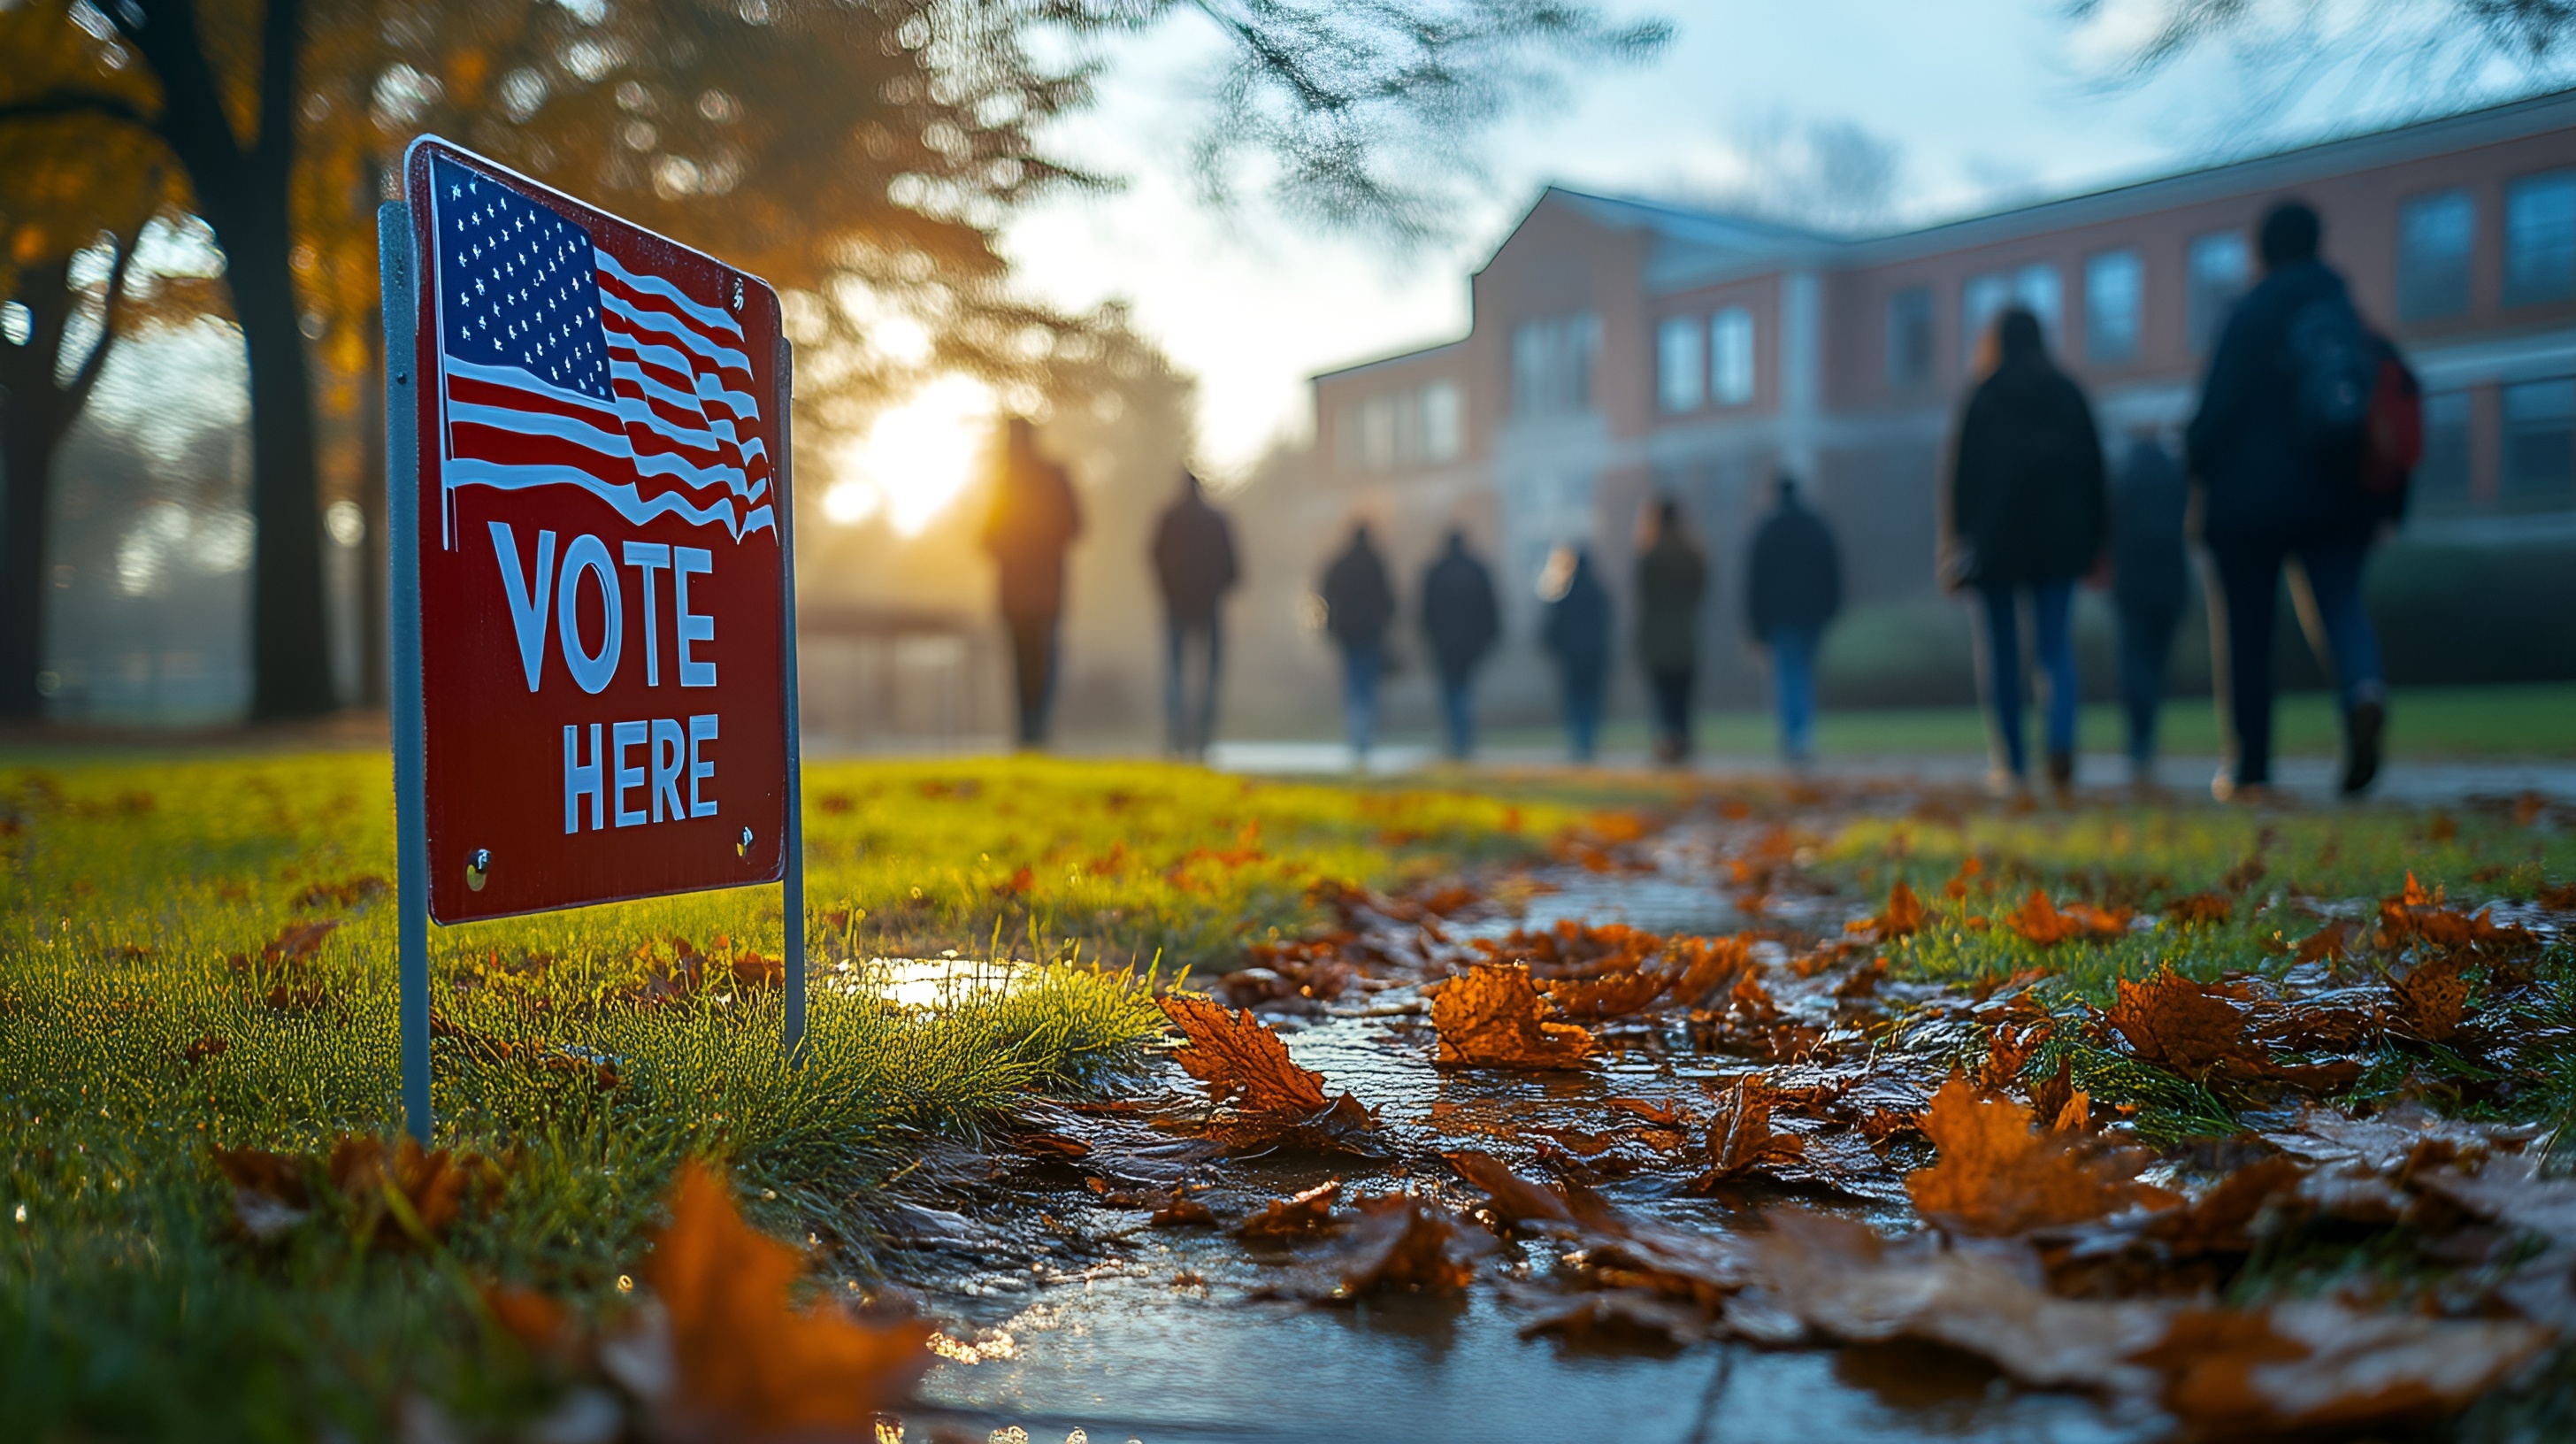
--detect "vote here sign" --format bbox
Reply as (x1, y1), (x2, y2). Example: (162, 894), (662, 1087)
(400, 140), (788, 923)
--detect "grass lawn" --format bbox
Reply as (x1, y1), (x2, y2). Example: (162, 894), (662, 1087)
(0, 752), (1655, 1440)
(4, 749), (2571, 1437)
(1477, 680), (2576, 760)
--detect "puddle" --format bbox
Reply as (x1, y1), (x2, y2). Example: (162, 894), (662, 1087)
(878, 815), (2170, 1443)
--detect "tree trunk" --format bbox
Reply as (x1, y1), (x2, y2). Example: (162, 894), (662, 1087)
(219, 195), (336, 718)
(0, 258), (88, 719)
(119, 0), (336, 720)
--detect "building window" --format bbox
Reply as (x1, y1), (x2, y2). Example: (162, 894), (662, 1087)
(2397, 190), (2475, 321)
(1711, 306), (1756, 406)
(1887, 286), (1934, 388)
(2503, 376), (2576, 505)
(1657, 315), (1702, 413)
(2415, 389), (2473, 511)
(2084, 249), (2142, 365)
(1511, 312), (1601, 418)
(2505, 171), (2576, 306)
(1335, 380), (1466, 473)
(2187, 231), (2250, 353)
(2014, 264), (2062, 343)
(1421, 381), (1462, 463)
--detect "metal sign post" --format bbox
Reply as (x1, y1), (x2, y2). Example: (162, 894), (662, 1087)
(380, 139), (803, 1141)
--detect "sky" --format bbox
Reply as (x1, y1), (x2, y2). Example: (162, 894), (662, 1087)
(993, 0), (2563, 479)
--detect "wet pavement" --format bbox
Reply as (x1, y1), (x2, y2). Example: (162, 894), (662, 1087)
(862, 818), (2170, 1444)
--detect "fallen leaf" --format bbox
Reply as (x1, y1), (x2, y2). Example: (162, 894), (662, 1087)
(2101, 967), (2266, 1079)
(1238, 1179), (1342, 1240)
(1445, 1150), (1576, 1231)
(2165, 892), (2235, 926)
(2137, 1301), (2549, 1439)
(2388, 955), (2469, 1042)
(212, 1147), (313, 1242)
(1905, 1073), (2167, 1236)
(1844, 879), (1926, 941)
(2294, 920), (2353, 964)
(1158, 995), (1330, 1114)
(1691, 1075), (1806, 1189)
(643, 1159), (932, 1434)
(1538, 967), (1672, 1020)
(1326, 1194), (1476, 1297)
(2001, 890), (2130, 947)
(1430, 964), (1594, 1070)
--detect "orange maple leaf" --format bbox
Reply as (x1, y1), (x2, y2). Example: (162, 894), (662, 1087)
(2001, 890), (2130, 947)
(1158, 995), (1330, 1114)
(1538, 967), (1672, 1020)
(1845, 879), (1926, 941)
(647, 1160), (932, 1435)
(1905, 1072), (2166, 1235)
(2101, 966), (2266, 1077)
(1691, 1075), (1806, 1189)
(1430, 963), (1595, 1070)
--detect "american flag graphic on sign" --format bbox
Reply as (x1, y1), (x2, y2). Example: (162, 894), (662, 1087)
(431, 156), (773, 542)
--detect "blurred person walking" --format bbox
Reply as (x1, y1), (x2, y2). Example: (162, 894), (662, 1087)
(1319, 521), (1397, 764)
(1634, 498), (1709, 764)
(981, 417), (1083, 749)
(2109, 430), (2190, 788)
(1420, 530), (1500, 761)
(1745, 475), (1842, 767)
(1538, 545), (1612, 762)
(1944, 307), (2106, 798)
(2187, 199), (2412, 801)
(1149, 469), (1239, 759)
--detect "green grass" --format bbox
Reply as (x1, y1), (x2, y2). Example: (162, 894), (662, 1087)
(0, 752), (1611, 1440)
(1476, 680), (2576, 760)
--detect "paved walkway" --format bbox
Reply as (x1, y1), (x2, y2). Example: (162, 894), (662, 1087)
(1202, 741), (2576, 807)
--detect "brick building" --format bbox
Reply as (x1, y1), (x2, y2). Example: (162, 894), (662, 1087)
(1299, 87), (2576, 724)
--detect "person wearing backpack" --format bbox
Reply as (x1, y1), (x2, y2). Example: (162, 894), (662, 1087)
(2185, 200), (2415, 801)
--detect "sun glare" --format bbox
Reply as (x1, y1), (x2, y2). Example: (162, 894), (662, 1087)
(823, 373), (998, 535)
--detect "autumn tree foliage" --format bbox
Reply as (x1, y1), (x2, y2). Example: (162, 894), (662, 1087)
(0, 0), (1660, 718)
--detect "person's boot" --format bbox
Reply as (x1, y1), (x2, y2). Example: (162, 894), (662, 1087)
(2046, 749), (2075, 802)
(2342, 698), (2386, 796)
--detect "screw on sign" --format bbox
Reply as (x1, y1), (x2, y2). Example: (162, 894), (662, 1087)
(381, 137), (807, 1139)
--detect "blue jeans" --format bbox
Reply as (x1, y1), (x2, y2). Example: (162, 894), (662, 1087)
(1561, 662), (1606, 762)
(1765, 626), (1821, 763)
(1647, 667), (1692, 760)
(2207, 536), (2383, 786)
(2115, 598), (2182, 770)
(1338, 641), (1384, 757)
(1976, 581), (2077, 779)
(1438, 668), (1476, 760)
(1165, 613), (1222, 757)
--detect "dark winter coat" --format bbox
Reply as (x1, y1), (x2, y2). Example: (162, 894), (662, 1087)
(1320, 534), (1396, 649)
(1150, 487), (1239, 622)
(1420, 542), (1500, 680)
(1634, 534), (1708, 673)
(981, 452), (1083, 620)
(2185, 257), (2386, 542)
(1745, 496), (1843, 641)
(1543, 553), (1613, 681)
(2110, 436), (2190, 616)
(1948, 315), (2106, 588)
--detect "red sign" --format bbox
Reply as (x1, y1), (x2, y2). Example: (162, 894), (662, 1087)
(402, 140), (787, 923)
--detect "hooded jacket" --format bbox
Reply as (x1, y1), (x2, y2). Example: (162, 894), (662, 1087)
(1150, 480), (1239, 621)
(981, 449), (1083, 620)
(1320, 533), (1395, 649)
(1947, 311), (2106, 588)
(1420, 539), (1500, 679)
(1745, 493), (1843, 640)
(1634, 531), (1708, 673)
(1543, 551), (1613, 680)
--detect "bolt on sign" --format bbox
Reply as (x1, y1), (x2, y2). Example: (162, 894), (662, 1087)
(380, 137), (808, 1139)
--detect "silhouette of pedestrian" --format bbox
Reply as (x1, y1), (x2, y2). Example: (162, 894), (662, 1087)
(1420, 530), (1499, 761)
(1318, 521), (1395, 763)
(1539, 545), (1611, 762)
(2187, 199), (2405, 801)
(1745, 474), (1842, 767)
(1150, 469), (1238, 759)
(2109, 430), (2189, 788)
(1634, 498), (1708, 764)
(1945, 306), (2105, 798)
(980, 417), (1083, 749)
